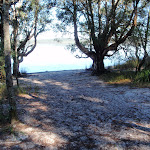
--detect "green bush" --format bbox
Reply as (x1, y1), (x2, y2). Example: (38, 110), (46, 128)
(134, 70), (150, 83)
(0, 56), (6, 82)
(99, 71), (135, 84)
(0, 84), (7, 99)
(115, 58), (138, 70)
(0, 84), (9, 124)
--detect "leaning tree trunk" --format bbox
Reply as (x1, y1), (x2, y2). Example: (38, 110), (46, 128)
(3, 2), (17, 124)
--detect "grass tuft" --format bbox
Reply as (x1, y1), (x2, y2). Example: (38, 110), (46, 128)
(134, 70), (150, 83)
(99, 70), (150, 87)
(99, 70), (135, 85)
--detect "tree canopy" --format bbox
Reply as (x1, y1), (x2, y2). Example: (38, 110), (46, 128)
(10, 0), (54, 77)
(56, 0), (149, 74)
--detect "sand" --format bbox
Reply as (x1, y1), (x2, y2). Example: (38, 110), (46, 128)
(1, 70), (150, 149)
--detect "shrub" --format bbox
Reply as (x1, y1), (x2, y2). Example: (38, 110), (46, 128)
(0, 84), (9, 124)
(134, 70), (150, 83)
(0, 56), (6, 82)
(99, 71), (135, 84)
(0, 84), (7, 99)
(114, 58), (138, 70)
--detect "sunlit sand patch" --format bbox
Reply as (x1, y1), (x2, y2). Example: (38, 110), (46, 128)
(30, 93), (39, 98)
(24, 101), (48, 112)
(44, 80), (72, 90)
(30, 93), (47, 100)
(79, 96), (104, 103)
(19, 78), (44, 86)
(117, 127), (150, 143)
(32, 80), (44, 85)
(88, 122), (150, 147)
(13, 122), (67, 147)
(32, 102), (48, 111)
(127, 121), (150, 136)
(18, 94), (34, 99)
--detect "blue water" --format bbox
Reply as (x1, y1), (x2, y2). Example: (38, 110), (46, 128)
(20, 63), (93, 73)
(19, 43), (113, 73)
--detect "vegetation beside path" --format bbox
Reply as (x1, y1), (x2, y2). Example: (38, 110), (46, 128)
(99, 69), (150, 87)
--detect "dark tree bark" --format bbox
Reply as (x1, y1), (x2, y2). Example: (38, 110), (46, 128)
(0, 10), (4, 52)
(3, 1), (17, 124)
(12, 5), (19, 85)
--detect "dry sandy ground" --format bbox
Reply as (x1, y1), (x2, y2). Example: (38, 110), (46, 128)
(0, 70), (150, 150)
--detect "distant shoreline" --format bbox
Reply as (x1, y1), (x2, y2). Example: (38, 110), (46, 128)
(21, 69), (87, 76)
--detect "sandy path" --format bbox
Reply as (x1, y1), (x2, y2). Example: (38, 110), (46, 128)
(1, 70), (150, 149)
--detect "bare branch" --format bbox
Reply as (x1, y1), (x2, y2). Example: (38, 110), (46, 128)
(75, 54), (88, 58)
(73, 0), (95, 60)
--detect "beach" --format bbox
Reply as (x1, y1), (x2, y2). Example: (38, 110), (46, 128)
(1, 69), (150, 149)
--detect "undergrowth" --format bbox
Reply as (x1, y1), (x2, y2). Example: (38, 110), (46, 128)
(0, 84), (8, 124)
(99, 70), (150, 87)
(99, 71), (135, 84)
(0, 83), (40, 125)
(134, 70), (150, 83)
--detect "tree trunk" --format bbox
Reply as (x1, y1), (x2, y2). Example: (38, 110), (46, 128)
(13, 60), (20, 75)
(92, 51), (105, 75)
(3, 2), (17, 124)
(137, 58), (146, 72)
(13, 58), (20, 80)
(12, 16), (19, 85)
(0, 11), (4, 53)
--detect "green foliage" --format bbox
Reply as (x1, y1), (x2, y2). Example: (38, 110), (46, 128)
(0, 55), (6, 82)
(13, 84), (40, 95)
(99, 71), (135, 84)
(0, 84), (9, 124)
(114, 58), (138, 70)
(134, 70), (150, 83)
(0, 84), (7, 100)
(13, 86), (27, 95)
(99, 69), (150, 87)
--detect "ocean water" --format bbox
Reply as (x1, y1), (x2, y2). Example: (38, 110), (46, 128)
(20, 63), (92, 73)
(20, 43), (93, 73)
(19, 42), (113, 73)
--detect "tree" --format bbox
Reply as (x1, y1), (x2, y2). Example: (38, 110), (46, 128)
(2, 0), (18, 124)
(11, 0), (53, 77)
(119, 6), (150, 72)
(56, 0), (145, 74)
(0, 6), (5, 79)
(1, 0), (54, 123)
(135, 10), (150, 71)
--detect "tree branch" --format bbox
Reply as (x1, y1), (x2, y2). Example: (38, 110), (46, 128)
(75, 54), (88, 58)
(73, 0), (95, 60)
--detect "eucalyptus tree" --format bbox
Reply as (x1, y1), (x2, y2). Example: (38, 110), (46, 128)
(135, 9), (150, 71)
(119, 6), (150, 72)
(1, 0), (20, 124)
(56, 0), (145, 74)
(1, 0), (54, 123)
(11, 0), (54, 77)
